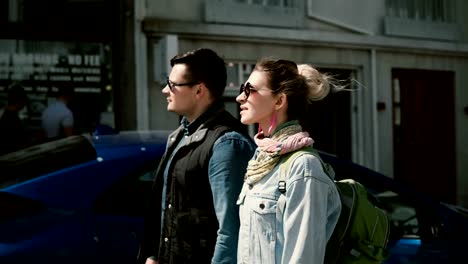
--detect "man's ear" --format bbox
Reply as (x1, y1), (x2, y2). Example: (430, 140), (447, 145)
(195, 83), (206, 95)
(195, 83), (205, 98)
(275, 93), (287, 111)
(197, 82), (215, 102)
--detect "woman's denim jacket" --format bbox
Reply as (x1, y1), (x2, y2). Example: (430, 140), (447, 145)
(237, 150), (341, 263)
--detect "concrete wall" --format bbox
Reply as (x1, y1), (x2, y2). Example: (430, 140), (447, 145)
(458, 1), (468, 42)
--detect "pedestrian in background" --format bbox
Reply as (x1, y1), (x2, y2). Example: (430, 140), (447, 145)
(139, 48), (256, 264)
(0, 83), (30, 155)
(235, 58), (342, 263)
(41, 85), (74, 140)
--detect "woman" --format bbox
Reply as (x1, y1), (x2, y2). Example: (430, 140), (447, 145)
(236, 58), (342, 263)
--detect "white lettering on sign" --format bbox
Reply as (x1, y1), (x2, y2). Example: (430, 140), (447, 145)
(0, 53), (9, 64)
(75, 87), (101, 93)
(34, 75), (48, 81)
(37, 87), (48, 92)
(50, 75), (71, 81)
(84, 55), (100, 66)
(11, 73), (26, 80)
(50, 67), (68, 73)
(11, 53), (59, 65)
(1, 52), (105, 86)
(68, 55), (82, 65)
(86, 76), (101, 82)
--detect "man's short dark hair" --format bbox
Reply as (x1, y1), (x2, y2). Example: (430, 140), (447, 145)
(7, 83), (28, 104)
(170, 48), (227, 100)
(56, 85), (74, 98)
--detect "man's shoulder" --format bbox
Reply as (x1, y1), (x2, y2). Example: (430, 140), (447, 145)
(209, 109), (240, 126)
(218, 130), (250, 140)
(214, 130), (255, 150)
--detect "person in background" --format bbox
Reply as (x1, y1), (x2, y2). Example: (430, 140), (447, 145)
(139, 48), (256, 264)
(0, 83), (30, 155)
(235, 58), (342, 263)
(41, 85), (74, 140)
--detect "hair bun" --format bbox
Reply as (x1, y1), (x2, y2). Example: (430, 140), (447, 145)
(297, 64), (330, 101)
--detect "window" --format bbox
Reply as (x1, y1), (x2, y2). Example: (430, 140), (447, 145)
(234, 0), (295, 7)
(225, 61), (255, 98)
(205, 0), (303, 28)
(224, 61), (257, 137)
(386, 0), (456, 23)
(384, 0), (458, 40)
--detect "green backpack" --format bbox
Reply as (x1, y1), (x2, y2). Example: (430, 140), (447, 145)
(277, 147), (391, 264)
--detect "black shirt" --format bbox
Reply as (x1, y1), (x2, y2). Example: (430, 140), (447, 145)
(0, 108), (28, 155)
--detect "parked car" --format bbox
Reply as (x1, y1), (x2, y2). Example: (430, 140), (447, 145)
(1, 131), (467, 264)
(320, 152), (468, 264)
(0, 131), (168, 264)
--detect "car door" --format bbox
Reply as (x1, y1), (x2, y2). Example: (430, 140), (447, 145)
(92, 168), (155, 263)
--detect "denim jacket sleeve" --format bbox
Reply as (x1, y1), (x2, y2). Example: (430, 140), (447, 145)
(281, 154), (341, 263)
(208, 131), (255, 264)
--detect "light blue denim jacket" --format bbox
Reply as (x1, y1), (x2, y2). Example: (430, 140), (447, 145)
(237, 150), (341, 264)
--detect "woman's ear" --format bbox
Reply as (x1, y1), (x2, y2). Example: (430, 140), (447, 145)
(275, 93), (288, 111)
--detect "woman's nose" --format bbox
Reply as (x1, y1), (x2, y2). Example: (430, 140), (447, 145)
(236, 93), (246, 103)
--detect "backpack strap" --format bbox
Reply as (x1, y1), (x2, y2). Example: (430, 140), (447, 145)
(277, 147), (335, 216)
(278, 150), (308, 194)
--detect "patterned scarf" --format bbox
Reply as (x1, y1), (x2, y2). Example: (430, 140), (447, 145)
(245, 121), (314, 186)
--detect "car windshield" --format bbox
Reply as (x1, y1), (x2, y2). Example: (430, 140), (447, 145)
(0, 135), (97, 189)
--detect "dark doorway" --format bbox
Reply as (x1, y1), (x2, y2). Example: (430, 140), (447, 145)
(303, 68), (352, 161)
(392, 69), (456, 203)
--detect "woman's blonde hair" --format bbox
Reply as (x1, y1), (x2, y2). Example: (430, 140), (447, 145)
(297, 64), (331, 101)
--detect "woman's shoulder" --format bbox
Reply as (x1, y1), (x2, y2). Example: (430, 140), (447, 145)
(286, 151), (333, 184)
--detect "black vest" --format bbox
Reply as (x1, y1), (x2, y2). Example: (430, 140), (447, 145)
(154, 109), (247, 264)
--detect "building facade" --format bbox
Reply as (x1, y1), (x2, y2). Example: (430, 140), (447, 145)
(2, 0), (468, 206)
(128, 0), (468, 206)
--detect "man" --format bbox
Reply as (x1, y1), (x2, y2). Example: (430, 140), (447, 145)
(139, 48), (255, 264)
(41, 85), (74, 139)
(0, 83), (29, 155)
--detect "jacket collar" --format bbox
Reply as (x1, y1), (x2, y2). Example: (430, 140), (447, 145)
(180, 100), (225, 136)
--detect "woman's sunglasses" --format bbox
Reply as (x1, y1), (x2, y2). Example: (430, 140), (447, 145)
(239, 82), (255, 99)
(239, 82), (270, 99)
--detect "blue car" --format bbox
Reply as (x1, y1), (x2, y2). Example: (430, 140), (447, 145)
(0, 131), (168, 264)
(1, 131), (467, 263)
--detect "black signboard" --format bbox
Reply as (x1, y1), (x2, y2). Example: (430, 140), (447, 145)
(0, 40), (113, 138)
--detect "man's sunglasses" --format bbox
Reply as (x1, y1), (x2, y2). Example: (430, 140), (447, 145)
(166, 77), (199, 91)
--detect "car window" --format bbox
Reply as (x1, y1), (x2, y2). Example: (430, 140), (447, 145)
(93, 161), (159, 217)
(375, 190), (419, 240)
(0, 135), (96, 189)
